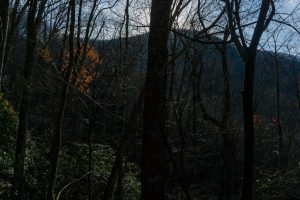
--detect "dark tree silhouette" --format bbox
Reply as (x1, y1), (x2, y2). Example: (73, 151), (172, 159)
(47, 0), (76, 199)
(225, 0), (275, 199)
(0, 0), (9, 88)
(141, 0), (173, 199)
(11, 0), (47, 199)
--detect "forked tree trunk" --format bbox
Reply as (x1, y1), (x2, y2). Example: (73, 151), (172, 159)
(224, 1), (274, 199)
(47, 0), (76, 199)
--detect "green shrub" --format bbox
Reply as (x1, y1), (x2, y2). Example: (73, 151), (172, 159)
(0, 93), (18, 198)
(55, 143), (140, 200)
(0, 93), (18, 138)
(21, 142), (140, 200)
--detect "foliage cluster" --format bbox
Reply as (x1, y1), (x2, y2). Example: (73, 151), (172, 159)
(0, 93), (18, 198)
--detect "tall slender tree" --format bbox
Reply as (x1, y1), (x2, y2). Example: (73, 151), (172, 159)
(0, 0), (9, 88)
(11, 0), (47, 199)
(141, 0), (173, 199)
(273, 38), (284, 169)
(1, 0), (29, 85)
(225, 1), (275, 199)
(47, 0), (76, 199)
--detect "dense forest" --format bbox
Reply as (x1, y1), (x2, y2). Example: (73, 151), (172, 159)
(1, 0), (300, 200)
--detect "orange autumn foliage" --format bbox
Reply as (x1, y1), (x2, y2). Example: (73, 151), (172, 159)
(41, 43), (102, 93)
(73, 44), (102, 92)
(253, 114), (261, 126)
(40, 48), (53, 63)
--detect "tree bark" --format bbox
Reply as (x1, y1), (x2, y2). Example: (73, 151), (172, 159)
(87, 108), (98, 200)
(223, 132), (238, 200)
(0, 0), (9, 88)
(3, 1), (29, 83)
(219, 48), (238, 200)
(114, 162), (125, 200)
(240, 51), (256, 200)
(103, 87), (144, 200)
(274, 47), (283, 170)
(141, 0), (173, 199)
(225, 1), (274, 199)
(11, 0), (46, 199)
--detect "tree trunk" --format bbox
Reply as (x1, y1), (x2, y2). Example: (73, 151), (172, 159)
(219, 48), (238, 200)
(0, 0), (9, 88)
(47, 0), (76, 199)
(224, 1), (274, 199)
(241, 52), (256, 200)
(141, 0), (173, 199)
(114, 162), (125, 200)
(88, 108), (98, 200)
(223, 132), (238, 200)
(5, 1), (30, 83)
(11, 0), (44, 198)
(103, 87), (144, 200)
(274, 50), (283, 170)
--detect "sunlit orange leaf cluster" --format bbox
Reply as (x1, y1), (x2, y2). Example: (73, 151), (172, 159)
(72, 44), (102, 92)
(253, 114), (261, 126)
(40, 48), (53, 63)
(40, 43), (102, 93)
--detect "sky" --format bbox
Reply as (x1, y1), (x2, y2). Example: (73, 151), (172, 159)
(50, 0), (300, 55)
(286, 0), (298, 8)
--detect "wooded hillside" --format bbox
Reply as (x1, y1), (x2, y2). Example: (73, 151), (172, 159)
(1, 0), (300, 200)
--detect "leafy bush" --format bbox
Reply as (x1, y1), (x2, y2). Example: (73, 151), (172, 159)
(55, 143), (140, 200)
(0, 93), (18, 198)
(0, 94), (140, 199)
(0, 93), (18, 141)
